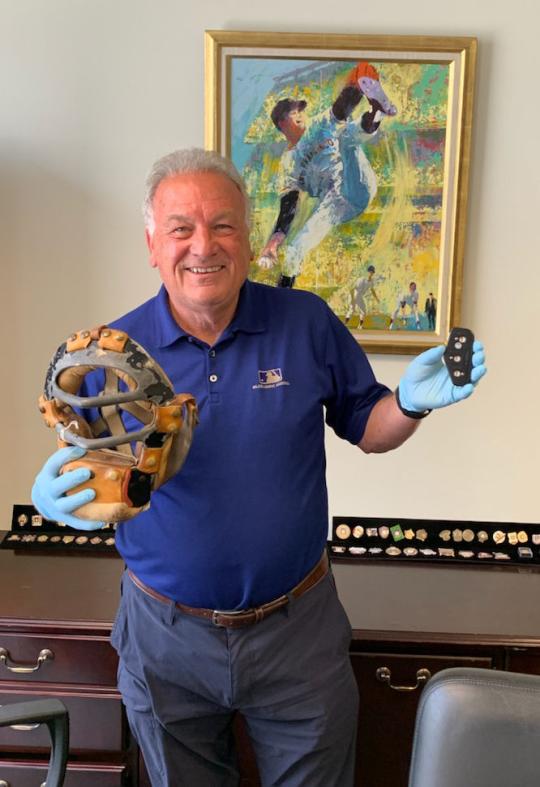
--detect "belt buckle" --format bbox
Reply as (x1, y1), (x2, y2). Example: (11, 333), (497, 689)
(211, 608), (248, 627)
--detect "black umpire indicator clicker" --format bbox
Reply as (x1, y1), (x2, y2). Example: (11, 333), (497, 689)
(443, 328), (475, 386)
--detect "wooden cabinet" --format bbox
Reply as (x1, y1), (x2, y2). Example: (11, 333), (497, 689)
(0, 548), (134, 786)
(349, 633), (507, 787)
(2, 544), (540, 786)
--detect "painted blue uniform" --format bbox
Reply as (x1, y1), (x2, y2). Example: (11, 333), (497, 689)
(278, 110), (379, 277)
(105, 280), (389, 609)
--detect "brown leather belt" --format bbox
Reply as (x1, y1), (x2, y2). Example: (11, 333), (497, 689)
(127, 551), (329, 629)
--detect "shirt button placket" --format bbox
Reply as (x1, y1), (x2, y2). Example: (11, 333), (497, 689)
(208, 348), (220, 403)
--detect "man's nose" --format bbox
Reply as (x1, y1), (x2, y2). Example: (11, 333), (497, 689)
(190, 226), (216, 257)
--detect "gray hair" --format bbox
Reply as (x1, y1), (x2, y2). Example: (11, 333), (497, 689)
(143, 148), (250, 234)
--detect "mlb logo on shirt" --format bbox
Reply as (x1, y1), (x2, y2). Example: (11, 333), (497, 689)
(258, 369), (283, 385)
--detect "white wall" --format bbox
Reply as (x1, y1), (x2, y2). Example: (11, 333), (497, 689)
(1, 0), (538, 535)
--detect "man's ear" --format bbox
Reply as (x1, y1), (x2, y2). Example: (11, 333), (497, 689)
(145, 227), (157, 268)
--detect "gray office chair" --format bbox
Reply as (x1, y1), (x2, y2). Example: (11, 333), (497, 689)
(0, 699), (69, 787)
(408, 667), (540, 787)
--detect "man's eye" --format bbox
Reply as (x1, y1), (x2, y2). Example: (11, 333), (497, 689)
(171, 226), (191, 235)
(214, 223), (234, 233)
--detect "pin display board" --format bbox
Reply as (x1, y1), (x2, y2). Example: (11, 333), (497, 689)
(1, 504), (117, 553)
(330, 516), (540, 568)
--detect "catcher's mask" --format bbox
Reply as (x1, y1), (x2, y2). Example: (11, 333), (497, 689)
(38, 326), (198, 523)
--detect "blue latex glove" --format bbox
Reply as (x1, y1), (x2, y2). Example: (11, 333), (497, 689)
(31, 446), (105, 531)
(398, 340), (487, 413)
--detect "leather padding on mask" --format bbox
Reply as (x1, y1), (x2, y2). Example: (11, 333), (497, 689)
(38, 326), (198, 522)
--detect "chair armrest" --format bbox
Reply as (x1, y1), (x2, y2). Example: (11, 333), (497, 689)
(0, 699), (69, 787)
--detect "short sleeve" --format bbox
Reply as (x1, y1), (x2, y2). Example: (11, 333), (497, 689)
(322, 305), (390, 444)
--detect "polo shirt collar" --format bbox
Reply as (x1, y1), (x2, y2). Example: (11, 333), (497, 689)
(153, 286), (187, 348)
(153, 280), (266, 348)
(227, 280), (266, 337)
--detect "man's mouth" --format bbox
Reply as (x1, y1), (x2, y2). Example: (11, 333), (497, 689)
(185, 265), (224, 274)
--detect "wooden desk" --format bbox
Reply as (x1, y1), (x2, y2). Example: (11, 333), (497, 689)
(333, 560), (540, 786)
(0, 543), (129, 786)
(2, 543), (540, 786)
(0, 543), (256, 786)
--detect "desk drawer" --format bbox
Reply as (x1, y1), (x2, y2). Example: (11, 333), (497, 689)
(352, 651), (494, 787)
(0, 689), (124, 753)
(0, 758), (126, 786)
(0, 634), (117, 687)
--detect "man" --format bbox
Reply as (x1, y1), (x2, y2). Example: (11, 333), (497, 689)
(257, 62), (397, 288)
(389, 281), (421, 330)
(425, 291), (437, 331)
(32, 148), (486, 787)
(345, 264), (384, 328)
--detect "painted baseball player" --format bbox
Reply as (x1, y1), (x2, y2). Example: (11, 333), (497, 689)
(257, 62), (397, 288)
(425, 292), (437, 330)
(345, 264), (385, 328)
(389, 281), (421, 330)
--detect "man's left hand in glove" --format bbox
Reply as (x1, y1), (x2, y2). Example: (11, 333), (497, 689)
(397, 341), (487, 417)
(358, 340), (487, 454)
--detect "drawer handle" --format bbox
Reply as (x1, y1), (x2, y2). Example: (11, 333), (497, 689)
(0, 705), (40, 731)
(0, 647), (54, 674)
(376, 666), (431, 692)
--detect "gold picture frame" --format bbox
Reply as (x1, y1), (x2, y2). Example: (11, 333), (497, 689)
(205, 30), (477, 354)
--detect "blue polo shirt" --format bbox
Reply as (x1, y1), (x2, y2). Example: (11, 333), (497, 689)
(107, 280), (389, 609)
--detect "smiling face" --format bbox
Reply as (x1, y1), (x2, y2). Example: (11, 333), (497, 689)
(146, 171), (252, 335)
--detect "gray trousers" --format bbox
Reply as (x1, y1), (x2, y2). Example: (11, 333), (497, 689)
(111, 567), (359, 787)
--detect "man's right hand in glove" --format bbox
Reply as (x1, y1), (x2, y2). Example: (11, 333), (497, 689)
(31, 446), (105, 531)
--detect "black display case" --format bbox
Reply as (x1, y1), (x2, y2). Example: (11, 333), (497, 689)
(330, 516), (540, 568)
(1, 504), (117, 553)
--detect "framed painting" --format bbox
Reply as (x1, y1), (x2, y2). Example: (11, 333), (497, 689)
(205, 31), (477, 354)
